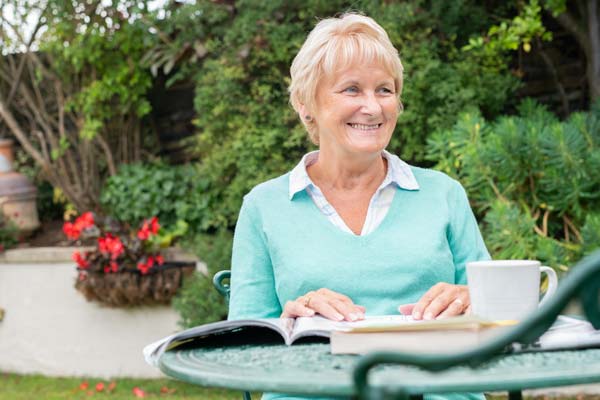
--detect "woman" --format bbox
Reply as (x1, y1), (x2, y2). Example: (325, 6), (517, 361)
(228, 12), (489, 400)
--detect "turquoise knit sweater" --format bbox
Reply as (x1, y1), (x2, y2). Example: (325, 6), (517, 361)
(228, 166), (490, 400)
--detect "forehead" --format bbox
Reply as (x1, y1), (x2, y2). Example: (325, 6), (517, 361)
(323, 62), (396, 86)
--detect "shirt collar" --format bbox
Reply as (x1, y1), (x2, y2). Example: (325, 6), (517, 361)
(288, 150), (419, 200)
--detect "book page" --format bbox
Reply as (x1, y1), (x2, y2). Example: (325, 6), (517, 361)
(338, 314), (516, 333)
(512, 316), (600, 352)
(290, 315), (416, 342)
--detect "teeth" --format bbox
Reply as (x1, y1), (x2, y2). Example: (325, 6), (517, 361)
(349, 123), (381, 130)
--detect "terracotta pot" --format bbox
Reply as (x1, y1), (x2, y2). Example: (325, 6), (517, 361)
(74, 261), (195, 307)
(0, 138), (15, 167)
(0, 139), (39, 236)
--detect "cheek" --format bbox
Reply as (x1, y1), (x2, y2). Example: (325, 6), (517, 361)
(383, 100), (399, 120)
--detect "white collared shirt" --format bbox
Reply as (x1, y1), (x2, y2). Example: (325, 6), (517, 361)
(288, 150), (420, 236)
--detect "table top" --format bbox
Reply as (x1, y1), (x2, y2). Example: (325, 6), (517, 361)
(159, 343), (600, 397)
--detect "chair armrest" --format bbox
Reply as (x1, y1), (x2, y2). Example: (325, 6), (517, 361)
(353, 249), (600, 398)
(213, 270), (231, 302)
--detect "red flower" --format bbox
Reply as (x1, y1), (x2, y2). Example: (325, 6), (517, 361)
(150, 217), (160, 234)
(97, 234), (124, 260)
(79, 381), (89, 390)
(137, 217), (160, 240)
(63, 222), (79, 240)
(77, 212), (94, 229)
(72, 251), (89, 269)
(63, 212), (96, 240)
(95, 382), (104, 392)
(132, 387), (146, 398)
(155, 254), (164, 265)
(136, 256), (155, 275)
(110, 261), (119, 273)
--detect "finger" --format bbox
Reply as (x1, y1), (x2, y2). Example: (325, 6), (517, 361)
(412, 284), (445, 320)
(397, 303), (415, 316)
(330, 299), (365, 322)
(317, 288), (354, 304)
(422, 289), (458, 320)
(436, 297), (467, 319)
(310, 297), (345, 321)
(280, 300), (315, 318)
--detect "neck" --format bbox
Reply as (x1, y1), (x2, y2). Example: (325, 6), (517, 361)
(308, 148), (387, 192)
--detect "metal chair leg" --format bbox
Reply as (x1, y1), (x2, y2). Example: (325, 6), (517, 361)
(508, 390), (523, 400)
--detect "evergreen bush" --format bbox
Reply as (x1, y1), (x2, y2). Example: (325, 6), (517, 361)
(427, 100), (600, 272)
(154, 0), (519, 234)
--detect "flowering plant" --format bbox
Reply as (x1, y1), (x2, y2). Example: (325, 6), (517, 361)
(63, 212), (187, 277)
(64, 212), (191, 307)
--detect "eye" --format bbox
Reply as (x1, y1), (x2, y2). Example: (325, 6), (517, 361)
(343, 86), (359, 94)
(377, 86), (395, 95)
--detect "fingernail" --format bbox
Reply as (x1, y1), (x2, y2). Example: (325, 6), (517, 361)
(412, 311), (421, 319)
(334, 313), (344, 321)
(349, 313), (358, 321)
(424, 312), (433, 320)
(306, 309), (315, 316)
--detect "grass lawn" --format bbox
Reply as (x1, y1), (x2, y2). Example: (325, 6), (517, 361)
(0, 373), (260, 399)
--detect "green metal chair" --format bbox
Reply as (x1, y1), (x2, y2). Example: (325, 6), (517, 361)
(353, 249), (600, 400)
(212, 270), (252, 400)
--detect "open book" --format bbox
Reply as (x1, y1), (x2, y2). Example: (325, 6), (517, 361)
(144, 315), (600, 366)
(143, 314), (511, 366)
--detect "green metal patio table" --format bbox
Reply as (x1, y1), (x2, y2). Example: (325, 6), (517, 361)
(158, 342), (600, 399)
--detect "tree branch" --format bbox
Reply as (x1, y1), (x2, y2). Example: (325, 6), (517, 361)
(553, 8), (590, 55)
(0, 97), (48, 170)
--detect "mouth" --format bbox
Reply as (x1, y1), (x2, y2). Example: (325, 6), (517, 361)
(347, 123), (383, 131)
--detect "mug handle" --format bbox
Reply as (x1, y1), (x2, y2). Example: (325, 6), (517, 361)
(539, 266), (558, 306)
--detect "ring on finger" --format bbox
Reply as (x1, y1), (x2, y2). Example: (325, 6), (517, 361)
(303, 295), (312, 308)
(453, 298), (465, 309)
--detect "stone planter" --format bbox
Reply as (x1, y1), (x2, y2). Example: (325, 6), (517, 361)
(0, 138), (39, 236)
(75, 261), (196, 307)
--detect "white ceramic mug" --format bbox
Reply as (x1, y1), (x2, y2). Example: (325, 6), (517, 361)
(466, 260), (558, 321)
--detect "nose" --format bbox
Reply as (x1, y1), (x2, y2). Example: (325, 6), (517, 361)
(360, 91), (382, 115)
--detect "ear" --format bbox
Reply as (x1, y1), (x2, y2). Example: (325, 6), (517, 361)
(298, 103), (308, 119)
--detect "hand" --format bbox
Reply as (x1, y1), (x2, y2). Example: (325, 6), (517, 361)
(281, 288), (366, 322)
(398, 283), (470, 320)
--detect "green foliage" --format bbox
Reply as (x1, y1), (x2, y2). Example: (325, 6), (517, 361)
(148, 0), (519, 233)
(100, 162), (206, 231)
(464, 0), (551, 58)
(172, 271), (229, 328)
(0, 213), (18, 251)
(427, 100), (600, 271)
(40, 1), (154, 139)
(173, 230), (233, 327)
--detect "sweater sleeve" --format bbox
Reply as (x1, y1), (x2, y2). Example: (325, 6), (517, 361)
(228, 194), (282, 320)
(447, 180), (491, 285)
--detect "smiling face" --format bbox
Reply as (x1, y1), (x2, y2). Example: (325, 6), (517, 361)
(310, 63), (399, 158)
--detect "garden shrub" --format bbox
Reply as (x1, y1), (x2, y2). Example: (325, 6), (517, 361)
(426, 99), (600, 271)
(100, 162), (207, 230)
(173, 230), (233, 327)
(177, 0), (519, 233)
(0, 213), (18, 251)
(172, 271), (228, 328)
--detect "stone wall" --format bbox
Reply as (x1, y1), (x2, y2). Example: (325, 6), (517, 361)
(0, 248), (205, 378)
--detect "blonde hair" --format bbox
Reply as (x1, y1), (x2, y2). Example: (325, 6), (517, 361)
(289, 13), (404, 144)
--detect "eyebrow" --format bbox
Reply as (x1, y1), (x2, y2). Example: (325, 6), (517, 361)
(334, 79), (395, 89)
